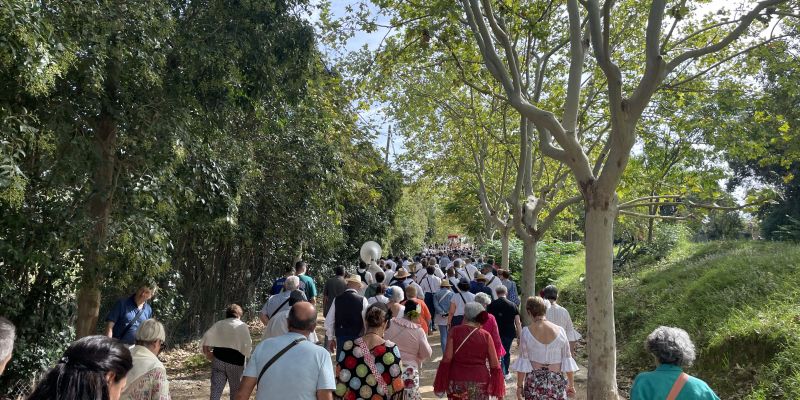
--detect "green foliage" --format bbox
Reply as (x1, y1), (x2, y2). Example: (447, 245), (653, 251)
(480, 238), (583, 290)
(0, 0), (403, 393)
(557, 241), (800, 399)
(704, 38), (800, 241)
(614, 223), (690, 270)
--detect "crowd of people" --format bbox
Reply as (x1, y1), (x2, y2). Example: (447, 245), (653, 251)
(0, 252), (721, 400)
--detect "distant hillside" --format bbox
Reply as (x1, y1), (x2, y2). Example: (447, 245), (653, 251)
(555, 241), (800, 399)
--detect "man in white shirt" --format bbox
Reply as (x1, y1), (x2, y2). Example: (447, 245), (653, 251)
(481, 264), (503, 300)
(542, 285), (582, 356)
(452, 260), (469, 281)
(324, 275), (369, 357)
(416, 264), (442, 331)
(464, 258), (480, 281)
(260, 276), (305, 326)
(236, 302), (335, 400)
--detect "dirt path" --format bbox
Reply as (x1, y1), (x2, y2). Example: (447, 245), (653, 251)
(166, 315), (587, 399)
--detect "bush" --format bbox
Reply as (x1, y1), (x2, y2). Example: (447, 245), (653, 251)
(479, 238), (584, 289)
(614, 223), (689, 269)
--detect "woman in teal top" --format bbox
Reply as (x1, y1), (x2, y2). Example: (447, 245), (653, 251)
(631, 326), (719, 400)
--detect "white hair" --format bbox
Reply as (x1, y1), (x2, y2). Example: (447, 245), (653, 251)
(135, 318), (166, 343)
(474, 292), (492, 306)
(464, 302), (485, 323)
(646, 326), (696, 367)
(284, 275), (300, 291)
(0, 317), (15, 361)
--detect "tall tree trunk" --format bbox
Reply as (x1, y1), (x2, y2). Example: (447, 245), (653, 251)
(76, 115), (117, 338)
(500, 228), (510, 271)
(519, 237), (537, 324)
(584, 191), (619, 399)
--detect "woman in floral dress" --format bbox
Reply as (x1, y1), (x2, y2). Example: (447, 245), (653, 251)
(512, 297), (578, 399)
(335, 303), (405, 400)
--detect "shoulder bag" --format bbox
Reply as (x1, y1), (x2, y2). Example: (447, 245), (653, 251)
(257, 337), (306, 385)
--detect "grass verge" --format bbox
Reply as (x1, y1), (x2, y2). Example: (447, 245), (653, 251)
(553, 240), (800, 399)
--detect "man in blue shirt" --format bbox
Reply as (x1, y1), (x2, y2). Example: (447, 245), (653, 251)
(236, 302), (335, 400)
(105, 282), (155, 344)
(270, 265), (295, 295)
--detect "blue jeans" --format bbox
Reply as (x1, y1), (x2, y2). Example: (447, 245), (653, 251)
(438, 324), (448, 353)
(500, 335), (515, 375)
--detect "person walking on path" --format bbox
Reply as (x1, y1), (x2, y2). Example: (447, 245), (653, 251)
(325, 275), (369, 357)
(474, 293), (506, 363)
(106, 281), (156, 345)
(631, 326), (720, 400)
(499, 270), (521, 306)
(263, 291), (315, 341)
(512, 296), (578, 400)
(416, 264), (441, 332)
(236, 302), (335, 400)
(433, 280), (454, 352)
(121, 319), (170, 400)
(468, 273), (494, 299)
(447, 278), (475, 327)
(334, 303), (404, 400)
(481, 264), (503, 300)
(202, 304), (253, 400)
(384, 300), (433, 400)
(295, 261), (318, 304)
(260, 276), (305, 326)
(541, 285), (582, 356)
(323, 266), (348, 318)
(433, 302), (505, 400)
(364, 271), (386, 299)
(401, 286), (431, 334)
(487, 285), (521, 379)
(270, 265), (295, 295)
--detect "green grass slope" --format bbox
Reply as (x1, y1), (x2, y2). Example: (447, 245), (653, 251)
(554, 241), (800, 399)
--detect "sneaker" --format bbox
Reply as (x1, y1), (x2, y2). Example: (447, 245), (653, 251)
(504, 373), (512, 381)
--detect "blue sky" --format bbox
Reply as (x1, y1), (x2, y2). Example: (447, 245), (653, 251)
(308, 1), (404, 165)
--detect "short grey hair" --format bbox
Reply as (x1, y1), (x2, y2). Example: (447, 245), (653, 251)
(135, 318), (166, 344)
(645, 326), (696, 367)
(474, 292), (491, 307)
(495, 285), (508, 296)
(284, 275), (300, 291)
(0, 317), (15, 361)
(464, 302), (485, 323)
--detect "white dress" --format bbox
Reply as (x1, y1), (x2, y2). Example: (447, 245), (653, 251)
(511, 326), (579, 373)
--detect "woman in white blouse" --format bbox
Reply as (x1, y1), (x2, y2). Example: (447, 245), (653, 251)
(512, 296), (578, 399)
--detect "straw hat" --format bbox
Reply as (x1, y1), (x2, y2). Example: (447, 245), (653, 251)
(475, 273), (487, 282)
(394, 269), (410, 279)
(345, 275), (362, 285)
(440, 279), (452, 288)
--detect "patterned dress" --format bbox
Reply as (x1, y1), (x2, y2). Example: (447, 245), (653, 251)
(335, 337), (405, 400)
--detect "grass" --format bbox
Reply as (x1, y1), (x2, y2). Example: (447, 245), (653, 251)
(554, 240), (800, 399)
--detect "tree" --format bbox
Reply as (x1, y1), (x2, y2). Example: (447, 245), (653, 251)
(456, 1), (794, 396)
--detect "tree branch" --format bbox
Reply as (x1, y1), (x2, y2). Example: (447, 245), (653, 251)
(666, 0), (785, 73)
(539, 195), (583, 233)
